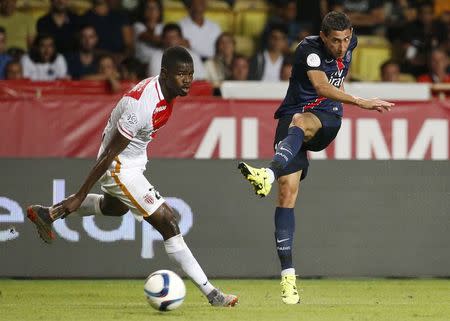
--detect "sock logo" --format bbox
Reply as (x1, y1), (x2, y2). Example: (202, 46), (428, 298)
(275, 152), (289, 162)
(279, 146), (293, 156)
(276, 237), (290, 243)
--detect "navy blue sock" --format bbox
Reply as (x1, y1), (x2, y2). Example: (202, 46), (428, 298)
(274, 207), (295, 271)
(270, 126), (304, 178)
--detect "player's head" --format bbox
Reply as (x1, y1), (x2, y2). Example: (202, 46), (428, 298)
(160, 46), (194, 98)
(320, 11), (352, 59)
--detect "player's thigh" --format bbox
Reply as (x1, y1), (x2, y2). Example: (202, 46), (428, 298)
(277, 170), (302, 208)
(100, 169), (165, 219)
(101, 193), (129, 216)
(290, 112), (322, 141)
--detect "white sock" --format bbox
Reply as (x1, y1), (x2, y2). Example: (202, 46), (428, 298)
(164, 234), (215, 297)
(281, 268), (296, 277)
(73, 194), (103, 217)
(265, 168), (275, 184)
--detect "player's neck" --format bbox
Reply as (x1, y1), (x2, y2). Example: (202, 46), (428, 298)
(158, 79), (175, 103)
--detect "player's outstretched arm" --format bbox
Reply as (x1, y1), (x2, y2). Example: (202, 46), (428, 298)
(52, 130), (131, 217)
(307, 70), (394, 112)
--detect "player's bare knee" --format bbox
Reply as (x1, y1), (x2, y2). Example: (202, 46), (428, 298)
(290, 113), (306, 130)
(159, 204), (180, 236)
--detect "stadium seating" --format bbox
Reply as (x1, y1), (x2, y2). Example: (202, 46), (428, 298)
(351, 36), (392, 81)
(234, 35), (255, 57)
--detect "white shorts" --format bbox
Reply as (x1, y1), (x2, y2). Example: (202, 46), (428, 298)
(99, 159), (165, 220)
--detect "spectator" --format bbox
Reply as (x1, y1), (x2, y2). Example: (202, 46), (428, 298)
(385, 0), (417, 43)
(280, 53), (294, 81)
(120, 56), (146, 81)
(21, 34), (69, 81)
(296, 0), (328, 34)
(83, 54), (121, 92)
(0, 0), (35, 50)
(228, 54), (249, 81)
(249, 23), (288, 81)
(438, 9), (450, 55)
(65, 24), (100, 79)
(37, 0), (81, 54)
(262, 0), (310, 49)
(82, 0), (134, 62)
(133, 0), (163, 64)
(0, 26), (12, 79)
(204, 32), (235, 88)
(401, 2), (447, 76)
(147, 23), (206, 79)
(380, 59), (401, 82)
(179, 0), (222, 60)
(330, 0), (385, 35)
(4, 59), (23, 79)
(417, 49), (450, 83)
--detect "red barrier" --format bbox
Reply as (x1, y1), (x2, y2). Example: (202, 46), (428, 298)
(1, 81), (449, 160)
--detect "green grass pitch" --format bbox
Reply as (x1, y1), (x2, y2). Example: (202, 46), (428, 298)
(1, 279), (449, 321)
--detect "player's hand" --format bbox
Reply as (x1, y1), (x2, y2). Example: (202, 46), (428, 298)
(52, 194), (85, 218)
(356, 97), (394, 113)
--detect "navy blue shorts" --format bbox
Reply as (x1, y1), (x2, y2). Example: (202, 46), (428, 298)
(273, 110), (342, 180)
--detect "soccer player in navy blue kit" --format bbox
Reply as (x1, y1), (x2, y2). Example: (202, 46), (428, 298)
(238, 12), (394, 304)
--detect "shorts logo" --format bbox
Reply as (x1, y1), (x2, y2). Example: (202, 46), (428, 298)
(143, 194), (154, 204)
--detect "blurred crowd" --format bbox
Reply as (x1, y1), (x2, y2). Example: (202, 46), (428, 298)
(0, 0), (449, 95)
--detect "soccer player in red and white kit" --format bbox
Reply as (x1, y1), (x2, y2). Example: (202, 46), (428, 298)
(27, 46), (238, 307)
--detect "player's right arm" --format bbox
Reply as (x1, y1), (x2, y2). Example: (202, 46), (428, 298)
(307, 70), (394, 112)
(53, 130), (130, 217)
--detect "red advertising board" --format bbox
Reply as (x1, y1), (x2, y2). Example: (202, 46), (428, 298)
(1, 82), (449, 160)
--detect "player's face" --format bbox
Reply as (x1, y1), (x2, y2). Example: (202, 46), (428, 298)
(166, 62), (194, 97)
(320, 29), (352, 59)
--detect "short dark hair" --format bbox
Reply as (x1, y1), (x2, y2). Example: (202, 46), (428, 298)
(321, 11), (352, 36)
(268, 22), (288, 37)
(0, 26), (5, 34)
(380, 59), (399, 74)
(161, 46), (193, 70)
(162, 23), (183, 38)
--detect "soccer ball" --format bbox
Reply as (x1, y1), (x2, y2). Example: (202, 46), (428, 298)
(144, 270), (186, 311)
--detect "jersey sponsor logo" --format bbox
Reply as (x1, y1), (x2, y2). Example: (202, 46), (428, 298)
(306, 53), (321, 67)
(154, 105), (167, 113)
(329, 69), (345, 87)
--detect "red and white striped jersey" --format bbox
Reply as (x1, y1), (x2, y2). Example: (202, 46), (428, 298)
(98, 76), (173, 168)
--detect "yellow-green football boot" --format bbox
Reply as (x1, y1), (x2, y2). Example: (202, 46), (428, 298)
(280, 275), (300, 304)
(238, 162), (272, 197)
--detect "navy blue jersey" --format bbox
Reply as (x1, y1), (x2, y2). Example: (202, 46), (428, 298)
(275, 34), (358, 118)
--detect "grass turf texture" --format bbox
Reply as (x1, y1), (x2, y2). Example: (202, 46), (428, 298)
(1, 279), (449, 321)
